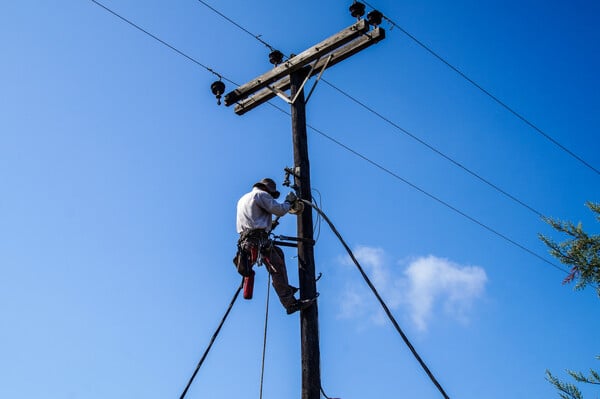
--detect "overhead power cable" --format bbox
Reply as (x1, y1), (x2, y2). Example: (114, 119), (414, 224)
(363, 1), (600, 176)
(302, 199), (452, 399)
(193, 0), (547, 220)
(90, 0), (568, 276)
(196, 0), (276, 53)
(89, 0), (236, 85)
(179, 281), (243, 399)
(321, 80), (546, 219)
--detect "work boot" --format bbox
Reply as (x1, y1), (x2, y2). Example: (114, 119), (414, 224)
(286, 297), (317, 315)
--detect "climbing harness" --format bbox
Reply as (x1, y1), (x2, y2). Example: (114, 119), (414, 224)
(234, 229), (271, 276)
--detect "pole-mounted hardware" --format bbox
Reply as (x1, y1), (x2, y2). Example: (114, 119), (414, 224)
(273, 234), (316, 249)
(210, 80), (226, 105)
(269, 49), (285, 66)
(367, 10), (383, 26)
(283, 166), (301, 192)
(349, 1), (366, 19)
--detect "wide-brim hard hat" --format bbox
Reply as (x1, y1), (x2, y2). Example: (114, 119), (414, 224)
(253, 178), (280, 199)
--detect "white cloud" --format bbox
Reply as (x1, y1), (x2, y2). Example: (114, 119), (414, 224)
(338, 248), (488, 332)
(404, 255), (488, 331)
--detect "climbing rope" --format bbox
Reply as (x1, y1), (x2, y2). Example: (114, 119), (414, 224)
(301, 199), (452, 399)
(259, 274), (271, 399)
(179, 280), (243, 399)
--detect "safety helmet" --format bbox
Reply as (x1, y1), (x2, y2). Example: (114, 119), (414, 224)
(253, 178), (280, 199)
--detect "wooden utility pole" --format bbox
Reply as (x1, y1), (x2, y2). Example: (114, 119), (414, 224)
(289, 67), (321, 399)
(223, 18), (385, 399)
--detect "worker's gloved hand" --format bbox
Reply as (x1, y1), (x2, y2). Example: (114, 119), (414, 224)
(285, 191), (297, 204)
(288, 200), (304, 215)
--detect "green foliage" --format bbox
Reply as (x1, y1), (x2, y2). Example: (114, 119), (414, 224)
(538, 201), (600, 296)
(546, 370), (583, 399)
(540, 203), (600, 398)
(546, 357), (600, 399)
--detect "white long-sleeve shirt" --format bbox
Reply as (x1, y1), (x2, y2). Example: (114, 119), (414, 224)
(236, 187), (291, 233)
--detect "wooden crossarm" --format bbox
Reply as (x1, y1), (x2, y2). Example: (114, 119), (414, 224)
(223, 20), (370, 106)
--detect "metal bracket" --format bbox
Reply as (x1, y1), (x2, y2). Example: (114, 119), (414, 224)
(275, 235), (316, 246)
(266, 56), (324, 105)
(266, 54), (333, 105)
(283, 166), (301, 191)
(305, 54), (333, 104)
(284, 166), (301, 179)
(273, 240), (298, 248)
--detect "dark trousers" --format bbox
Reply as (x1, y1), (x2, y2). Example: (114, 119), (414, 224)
(260, 244), (296, 308)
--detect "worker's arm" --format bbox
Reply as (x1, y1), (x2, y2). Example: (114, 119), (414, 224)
(256, 191), (291, 216)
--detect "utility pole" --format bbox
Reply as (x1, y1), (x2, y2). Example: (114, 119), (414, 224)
(222, 12), (385, 399)
(289, 67), (321, 399)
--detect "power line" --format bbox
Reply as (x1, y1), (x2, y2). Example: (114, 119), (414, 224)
(321, 79), (546, 219)
(196, 0), (276, 53)
(363, 1), (600, 176)
(193, 0), (547, 221)
(89, 0), (237, 86)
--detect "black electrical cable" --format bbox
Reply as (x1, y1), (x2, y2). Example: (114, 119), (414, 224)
(320, 386), (333, 399)
(301, 199), (452, 399)
(363, 1), (600, 176)
(179, 281), (243, 399)
(321, 79), (546, 219)
(89, 0), (237, 85)
(311, 188), (324, 242)
(196, 0), (276, 53)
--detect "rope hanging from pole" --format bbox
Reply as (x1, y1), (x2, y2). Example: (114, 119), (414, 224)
(301, 199), (452, 399)
(179, 280), (244, 399)
(259, 274), (271, 399)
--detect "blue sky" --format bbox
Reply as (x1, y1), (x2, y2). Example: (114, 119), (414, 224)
(1, 0), (599, 398)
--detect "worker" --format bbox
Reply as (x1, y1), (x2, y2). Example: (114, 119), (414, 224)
(234, 178), (314, 314)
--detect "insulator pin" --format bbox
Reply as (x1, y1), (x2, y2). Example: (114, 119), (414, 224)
(211, 80), (226, 105)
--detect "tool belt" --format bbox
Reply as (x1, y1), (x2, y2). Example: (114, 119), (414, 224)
(233, 229), (272, 277)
